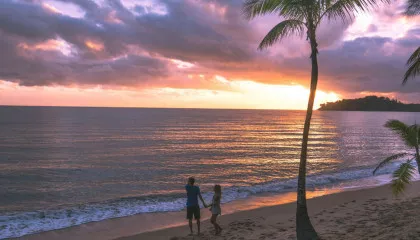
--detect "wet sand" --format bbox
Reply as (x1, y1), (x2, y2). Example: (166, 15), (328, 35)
(118, 182), (420, 240)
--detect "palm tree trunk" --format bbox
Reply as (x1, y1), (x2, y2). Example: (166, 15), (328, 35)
(415, 146), (420, 174)
(416, 126), (420, 174)
(296, 35), (319, 240)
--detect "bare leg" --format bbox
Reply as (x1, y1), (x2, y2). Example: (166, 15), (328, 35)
(197, 219), (201, 235)
(211, 215), (222, 234)
(188, 219), (193, 235)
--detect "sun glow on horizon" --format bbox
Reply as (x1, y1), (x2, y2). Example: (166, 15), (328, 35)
(0, 80), (340, 110)
(229, 80), (341, 109)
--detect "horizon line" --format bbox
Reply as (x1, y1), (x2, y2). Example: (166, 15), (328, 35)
(0, 104), (312, 111)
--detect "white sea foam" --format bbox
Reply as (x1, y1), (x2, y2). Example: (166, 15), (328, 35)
(0, 162), (408, 239)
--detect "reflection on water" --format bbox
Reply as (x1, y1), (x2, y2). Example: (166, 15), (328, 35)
(0, 107), (419, 214)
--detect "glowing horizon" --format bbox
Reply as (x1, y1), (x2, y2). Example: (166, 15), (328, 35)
(0, 80), (340, 110)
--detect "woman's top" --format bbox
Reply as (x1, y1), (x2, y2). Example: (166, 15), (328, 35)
(210, 193), (221, 215)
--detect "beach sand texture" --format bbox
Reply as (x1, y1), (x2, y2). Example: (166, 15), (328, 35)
(119, 182), (420, 240)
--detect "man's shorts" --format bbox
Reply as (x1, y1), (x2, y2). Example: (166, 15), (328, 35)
(186, 205), (200, 220)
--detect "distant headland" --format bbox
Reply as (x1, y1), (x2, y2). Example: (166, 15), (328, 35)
(319, 96), (420, 112)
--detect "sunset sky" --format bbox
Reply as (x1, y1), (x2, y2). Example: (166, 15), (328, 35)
(0, 0), (419, 109)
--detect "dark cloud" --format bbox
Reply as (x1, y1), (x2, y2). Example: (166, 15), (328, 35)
(129, 0), (254, 63)
(316, 36), (420, 94)
(0, 1), (55, 41)
(0, 0), (257, 88)
(0, 0), (417, 100)
(0, 29), (169, 87)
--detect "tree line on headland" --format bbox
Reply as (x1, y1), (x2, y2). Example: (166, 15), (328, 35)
(318, 96), (420, 112)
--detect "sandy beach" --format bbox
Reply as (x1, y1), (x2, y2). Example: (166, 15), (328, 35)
(22, 181), (420, 240)
(120, 182), (420, 240)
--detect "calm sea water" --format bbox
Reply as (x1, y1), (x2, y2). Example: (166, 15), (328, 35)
(1, 106), (419, 238)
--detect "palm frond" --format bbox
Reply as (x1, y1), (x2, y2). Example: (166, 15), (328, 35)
(403, 47), (420, 84)
(385, 119), (409, 132)
(319, 0), (390, 25)
(258, 19), (305, 49)
(243, 0), (283, 19)
(242, 0), (306, 20)
(391, 160), (416, 195)
(404, 0), (420, 16)
(325, 0), (333, 8)
(385, 120), (418, 147)
(373, 152), (412, 175)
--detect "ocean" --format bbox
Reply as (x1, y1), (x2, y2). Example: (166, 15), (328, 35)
(1, 106), (419, 239)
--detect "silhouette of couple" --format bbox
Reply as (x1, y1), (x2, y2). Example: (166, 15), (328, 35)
(185, 177), (222, 236)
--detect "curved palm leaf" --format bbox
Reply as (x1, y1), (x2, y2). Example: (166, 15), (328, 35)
(258, 20), (305, 49)
(319, 0), (391, 25)
(391, 160), (416, 195)
(373, 152), (412, 175)
(385, 120), (418, 147)
(405, 0), (420, 16)
(385, 119), (409, 133)
(243, 0), (308, 21)
(403, 46), (420, 84)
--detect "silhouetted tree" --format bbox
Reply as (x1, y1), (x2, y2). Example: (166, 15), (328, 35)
(243, 1), (390, 239)
(319, 96), (420, 111)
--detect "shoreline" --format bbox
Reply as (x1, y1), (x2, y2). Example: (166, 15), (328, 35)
(19, 178), (420, 240)
(19, 189), (342, 240)
(121, 181), (420, 240)
(12, 168), (395, 239)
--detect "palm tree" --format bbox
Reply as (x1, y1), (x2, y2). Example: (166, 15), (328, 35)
(402, 0), (420, 84)
(243, 0), (389, 239)
(373, 120), (420, 195)
(403, 47), (420, 84)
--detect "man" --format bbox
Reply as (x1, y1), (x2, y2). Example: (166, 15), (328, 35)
(185, 177), (207, 235)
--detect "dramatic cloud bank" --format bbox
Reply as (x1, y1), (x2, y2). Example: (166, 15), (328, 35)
(0, 0), (419, 106)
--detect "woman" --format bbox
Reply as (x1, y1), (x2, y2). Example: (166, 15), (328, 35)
(209, 184), (223, 235)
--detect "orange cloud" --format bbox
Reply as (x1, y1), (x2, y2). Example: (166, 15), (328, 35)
(18, 39), (73, 56)
(85, 40), (104, 51)
(19, 40), (63, 51)
(42, 3), (60, 14)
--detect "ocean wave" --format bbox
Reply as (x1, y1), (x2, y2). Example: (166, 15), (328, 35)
(0, 163), (402, 239)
